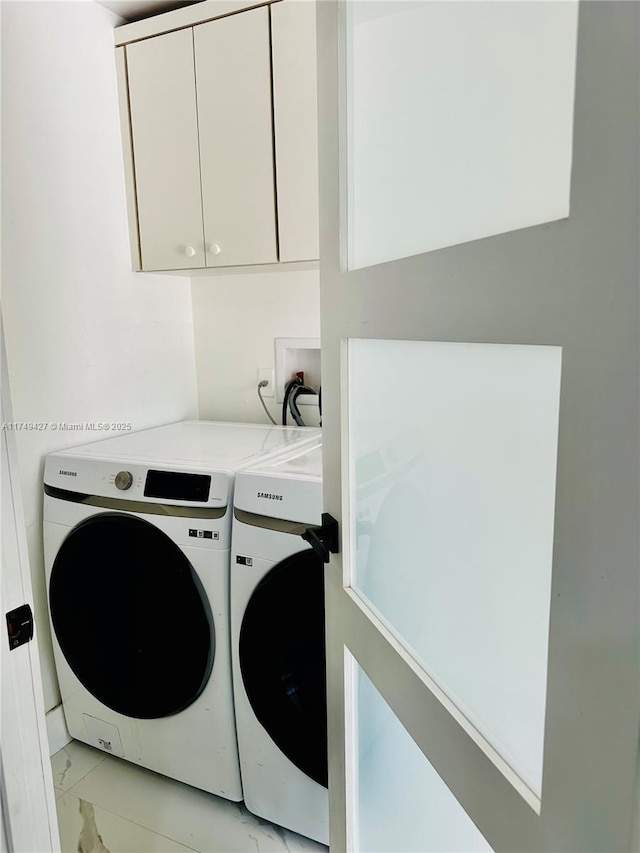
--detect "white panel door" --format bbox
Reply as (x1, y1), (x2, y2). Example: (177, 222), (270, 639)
(318, 1), (640, 850)
(271, 0), (320, 263)
(194, 7), (278, 268)
(127, 28), (205, 271)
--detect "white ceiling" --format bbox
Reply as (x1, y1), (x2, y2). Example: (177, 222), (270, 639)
(95, 0), (203, 23)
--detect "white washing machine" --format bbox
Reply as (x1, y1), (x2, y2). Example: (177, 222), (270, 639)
(230, 442), (328, 844)
(43, 420), (320, 800)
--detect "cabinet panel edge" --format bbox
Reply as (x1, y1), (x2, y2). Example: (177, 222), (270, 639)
(152, 260), (319, 277)
(114, 0), (284, 47)
(115, 46), (142, 272)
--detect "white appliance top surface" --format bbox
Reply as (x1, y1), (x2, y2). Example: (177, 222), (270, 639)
(233, 443), (322, 522)
(242, 442), (323, 481)
(54, 421), (321, 470)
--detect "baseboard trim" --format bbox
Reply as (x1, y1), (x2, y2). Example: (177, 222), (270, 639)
(46, 704), (71, 756)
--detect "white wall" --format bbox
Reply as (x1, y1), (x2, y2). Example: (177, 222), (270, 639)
(191, 270), (321, 426)
(1, 0), (198, 712)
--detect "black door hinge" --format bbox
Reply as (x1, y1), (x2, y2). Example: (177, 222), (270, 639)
(301, 513), (340, 563)
(6, 604), (34, 651)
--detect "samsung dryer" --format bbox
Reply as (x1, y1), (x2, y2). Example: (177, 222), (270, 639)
(44, 420), (320, 799)
(230, 442), (327, 843)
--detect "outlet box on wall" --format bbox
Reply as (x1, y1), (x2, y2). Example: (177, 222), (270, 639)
(275, 338), (321, 405)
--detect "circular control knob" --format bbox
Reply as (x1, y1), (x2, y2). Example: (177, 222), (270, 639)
(115, 471), (134, 491)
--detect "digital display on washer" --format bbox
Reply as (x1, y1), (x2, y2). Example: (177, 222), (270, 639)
(144, 470), (211, 502)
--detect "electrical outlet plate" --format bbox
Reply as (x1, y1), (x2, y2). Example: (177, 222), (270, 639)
(275, 338), (321, 405)
(258, 367), (274, 397)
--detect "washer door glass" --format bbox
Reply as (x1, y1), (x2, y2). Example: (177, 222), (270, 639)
(49, 513), (214, 719)
(239, 549), (327, 787)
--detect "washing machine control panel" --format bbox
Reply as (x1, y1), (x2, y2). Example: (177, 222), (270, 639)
(115, 470), (134, 490)
(44, 455), (232, 508)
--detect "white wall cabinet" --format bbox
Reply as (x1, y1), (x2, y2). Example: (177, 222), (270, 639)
(271, 0), (319, 263)
(116, 0), (319, 273)
(195, 9), (277, 268)
(126, 28), (206, 271)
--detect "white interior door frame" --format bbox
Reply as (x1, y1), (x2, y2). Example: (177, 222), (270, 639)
(1, 312), (60, 853)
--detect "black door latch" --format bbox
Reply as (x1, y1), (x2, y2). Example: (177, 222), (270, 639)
(301, 513), (339, 563)
(6, 604), (34, 651)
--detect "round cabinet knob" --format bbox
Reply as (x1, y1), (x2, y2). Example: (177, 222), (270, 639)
(115, 471), (134, 491)
(184, 246), (196, 258)
(210, 243), (221, 256)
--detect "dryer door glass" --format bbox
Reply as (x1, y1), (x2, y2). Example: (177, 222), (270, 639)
(240, 549), (327, 787)
(49, 513), (215, 719)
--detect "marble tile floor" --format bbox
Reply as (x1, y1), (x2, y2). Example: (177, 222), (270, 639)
(51, 741), (328, 853)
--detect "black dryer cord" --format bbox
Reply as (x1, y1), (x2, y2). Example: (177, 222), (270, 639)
(282, 376), (303, 426)
(289, 384), (316, 427)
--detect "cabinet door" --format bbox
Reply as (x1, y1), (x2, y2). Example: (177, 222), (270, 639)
(271, 0), (320, 263)
(194, 8), (278, 268)
(127, 29), (205, 270)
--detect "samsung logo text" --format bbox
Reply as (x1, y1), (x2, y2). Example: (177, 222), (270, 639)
(257, 492), (283, 501)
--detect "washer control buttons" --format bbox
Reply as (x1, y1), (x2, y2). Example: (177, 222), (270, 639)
(115, 471), (134, 491)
